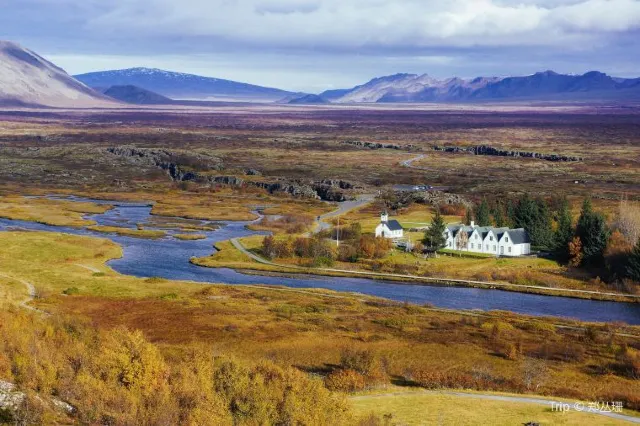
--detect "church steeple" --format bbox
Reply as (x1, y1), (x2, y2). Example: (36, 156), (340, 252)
(380, 210), (389, 223)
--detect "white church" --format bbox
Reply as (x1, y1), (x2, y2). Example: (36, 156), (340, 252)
(444, 222), (531, 257)
(375, 211), (404, 239)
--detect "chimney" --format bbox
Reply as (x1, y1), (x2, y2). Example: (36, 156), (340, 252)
(470, 221), (475, 228)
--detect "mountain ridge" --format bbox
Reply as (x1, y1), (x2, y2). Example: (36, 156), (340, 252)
(0, 40), (117, 108)
(75, 67), (294, 102)
(323, 71), (640, 103)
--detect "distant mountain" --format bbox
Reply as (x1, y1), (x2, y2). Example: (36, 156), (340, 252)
(102, 85), (173, 105)
(286, 94), (329, 104)
(328, 71), (640, 103)
(75, 68), (294, 102)
(0, 40), (117, 108)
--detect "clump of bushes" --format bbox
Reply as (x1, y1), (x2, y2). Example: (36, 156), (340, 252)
(325, 348), (388, 393)
(0, 310), (350, 424)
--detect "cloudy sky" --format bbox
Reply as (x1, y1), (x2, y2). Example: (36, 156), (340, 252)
(1, 0), (640, 92)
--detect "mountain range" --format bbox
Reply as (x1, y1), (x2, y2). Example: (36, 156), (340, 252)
(74, 68), (294, 102)
(320, 71), (640, 103)
(2, 40), (640, 108)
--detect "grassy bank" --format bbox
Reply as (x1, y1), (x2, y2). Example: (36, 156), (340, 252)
(193, 237), (640, 303)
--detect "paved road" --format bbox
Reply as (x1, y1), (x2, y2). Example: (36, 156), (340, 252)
(313, 194), (375, 234)
(350, 390), (640, 424)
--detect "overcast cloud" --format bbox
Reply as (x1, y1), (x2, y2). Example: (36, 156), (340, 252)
(1, 0), (639, 92)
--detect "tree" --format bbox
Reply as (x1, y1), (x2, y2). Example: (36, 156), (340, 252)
(493, 203), (506, 227)
(576, 198), (610, 266)
(261, 235), (276, 259)
(554, 198), (574, 260)
(423, 209), (447, 250)
(627, 238), (640, 282)
(475, 199), (491, 226)
(617, 197), (640, 245)
(513, 194), (554, 250)
(456, 230), (469, 253)
(464, 208), (474, 226)
(568, 236), (583, 267)
(605, 230), (633, 281)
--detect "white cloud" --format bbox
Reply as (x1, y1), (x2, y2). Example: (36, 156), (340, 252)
(78, 0), (640, 49)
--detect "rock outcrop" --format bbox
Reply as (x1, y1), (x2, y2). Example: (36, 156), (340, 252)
(343, 140), (418, 151)
(107, 147), (355, 201)
(433, 145), (582, 162)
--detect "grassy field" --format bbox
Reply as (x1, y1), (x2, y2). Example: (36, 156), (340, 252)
(0, 195), (111, 227)
(350, 390), (633, 425)
(0, 230), (639, 418)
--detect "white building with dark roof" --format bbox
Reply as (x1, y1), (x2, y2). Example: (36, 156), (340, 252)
(444, 221), (531, 257)
(375, 211), (404, 239)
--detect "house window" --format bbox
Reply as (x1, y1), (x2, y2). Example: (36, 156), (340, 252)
(493, 245), (496, 251)
(490, 236), (493, 241)
(505, 237), (509, 243)
(471, 243), (474, 249)
(508, 247), (512, 253)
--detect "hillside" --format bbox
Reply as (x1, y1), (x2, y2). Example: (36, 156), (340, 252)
(326, 71), (640, 103)
(102, 85), (173, 105)
(0, 40), (117, 108)
(75, 68), (294, 102)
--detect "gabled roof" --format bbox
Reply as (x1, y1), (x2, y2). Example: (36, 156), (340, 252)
(506, 228), (531, 244)
(447, 225), (530, 244)
(384, 220), (403, 231)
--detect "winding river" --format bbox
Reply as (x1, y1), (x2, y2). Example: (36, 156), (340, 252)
(3, 196), (640, 325)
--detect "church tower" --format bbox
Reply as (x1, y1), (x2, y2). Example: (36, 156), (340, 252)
(380, 210), (389, 223)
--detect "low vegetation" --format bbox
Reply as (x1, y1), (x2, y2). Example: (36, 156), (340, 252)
(0, 231), (638, 423)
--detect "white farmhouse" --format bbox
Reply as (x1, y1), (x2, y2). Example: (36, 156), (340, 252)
(375, 211), (404, 239)
(443, 221), (531, 257)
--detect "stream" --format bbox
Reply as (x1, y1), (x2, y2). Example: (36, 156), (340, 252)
(2, 196), (639, 324)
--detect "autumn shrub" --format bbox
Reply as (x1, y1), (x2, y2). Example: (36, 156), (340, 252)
(0, 310), (351, 425)
(324, 369), (366, 393)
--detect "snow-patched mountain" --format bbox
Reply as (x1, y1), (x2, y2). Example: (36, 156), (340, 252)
(75, 68), (294, 102)
(0, 41), (116, 108)
(324, 71), (640, 103)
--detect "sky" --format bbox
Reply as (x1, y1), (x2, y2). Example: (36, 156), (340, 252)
(1, 0), (640, 92)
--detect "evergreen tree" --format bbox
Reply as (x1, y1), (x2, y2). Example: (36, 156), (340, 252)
(627, 238), (640, 281)
(534, 198), (554, 249)
(506, 199), (516, 228)
(424, 209), (447, 250)
(513, 194), (554, 250)
(493, 203), (506, 228)
(476, 199), (492, 226)
(576, 198), (610, 266)
(464, 208), (474, 226)
(554, 198), (574, 260)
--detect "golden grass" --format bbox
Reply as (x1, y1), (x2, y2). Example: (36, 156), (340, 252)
(174, 233), (207, 240)
(350, 391), (631, 426)
(0, 231), (199, 299)
(0, 195), (110, 227)
(86, 225), (166, 239)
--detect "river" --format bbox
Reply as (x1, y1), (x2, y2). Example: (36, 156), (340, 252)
(3, 196), (639, 325)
